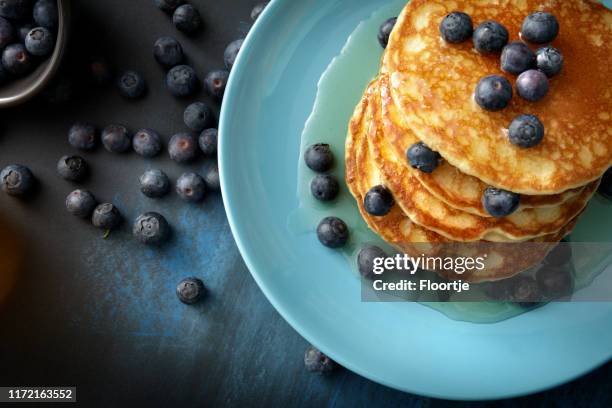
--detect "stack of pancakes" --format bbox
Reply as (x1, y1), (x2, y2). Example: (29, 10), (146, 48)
(346, 0), (611, 282)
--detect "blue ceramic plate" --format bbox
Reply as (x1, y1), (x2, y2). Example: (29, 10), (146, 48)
(219, 0), (612, 400)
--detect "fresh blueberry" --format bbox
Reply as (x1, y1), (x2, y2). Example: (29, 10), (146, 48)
(224, 39), (243, 70)
(176, 277), (205, 305)
(184, 101), (212, 132)
(133, 128), (162, 157)
(304, 143), (333, 172)
(364, 185), (394, 216)
(357, 245), (387, 280)
(508, 275), (541, 306)
(154, 0), (185, 13)
(56, 155), (88, 182)
(203, 162), (220, 192)
(304, 345), (336, 374)
(133, 212), (170, 245)
(482, 187), (520, 217)
(16, 22), (33, 42)
(68, 122), (97, 151)
(1, 164), (34, 196)
(598, 168), (612, 199)
(475, 75), (512, 111)
(535, 46), (563, 77)
(153, 36), (183, 68)
(102, 124), (131, 153)
(473, 20), (508, 53)
(199, 128), (217, 157)
(251, 2), (268, 21)
(117, 70), (146, 99)
(65, 189), (97, 218)
(166, 65), (198, 97)
(204, 69), (229, 100)
(25, 27), (54, 57)
(521, 11), (559, 44)
(33, 0), (58, 28)
(439, 12), (472, 43)
(516, 69), (549, 102)
(0, 17), (13, 49)
(317, 216), (349, 248)
(500, 41), (535, 75)
(508, 114), (544, 148)
(139, 169), (170, 198)
(1, 44), (35, 76)
(310, 174), (339, 202)
(406, 142), (441, 173)
(0, 0), (30, 20)
(536, 264), (573, 299)
(173, 4), (201, 34)
(378, 17), (397, 48)
(92, 203), (122, 230)
(176, 172), (206, 202)
(544, 242), (572, 267)
(89, 56), (113, 86)
(168, 132), (199, 163)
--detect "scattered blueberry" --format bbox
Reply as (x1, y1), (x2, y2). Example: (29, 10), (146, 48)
(1, 164), (34, 196)
(473, 20), (508, 53)
(304, 346), (336, 374)
(516, 69), (549, 102)
(364, 185), (394, 216)
(173, 4), (201, 34)
(33, 0), (58, 28)
(168, 132), (199, 163)
(0, 17), (13, 49)
(176, 172), (206, 202)
(154, 0), (185, 14)
(204, 69), (229, 99)
(166, 64), (198, 97)
(251, 2), (268, 21)
(1, 43), (34, 76)
(508, 275), (541, 306)
(224, 39), (243, 70)
(184, 101), (212, 132)
(57, 155), (88, 182)
(536, 264), (573, 299)
(199, 128), (217, 157)
(304, 143), (333, 172)
(16, 22), (33, 42)
(535, 46), (563, 77)
(92, 203), (122, 231)
(176, 277), (205, 305)
(310, 174), (339, 202)
(521, 11), (559, 44)
(439, 12), (473, 43)
(482, 187), (520, 217)
(203, 163), (220, 191)
(508, 114), (544, 148)
(0, 0), (30, 20)
(102, 124), (131, 153)
(153, 36), (183, 68)
(475, 75), (512, 111)
(68, 123), (97, 151)
(544, 242), (573, 267)
(25, 27), (54, 57)
(378, 17), (397, 48)
(117, 71), (146, 99)
(133, 128), (162, 157)
(317, 216), (349, 248)
(357, 245), (387, 279)
(598, 168), (612, 198)
(133, 212), (170, 245)
(65, 189), (97, 218)
(139, 169), (170, 198)
(500, 41), (535, 75)
(406, 142), (441, 173)
(89, 56), (113, 86)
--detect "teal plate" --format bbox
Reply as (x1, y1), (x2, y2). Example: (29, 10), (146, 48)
(219, 0), (612, 400)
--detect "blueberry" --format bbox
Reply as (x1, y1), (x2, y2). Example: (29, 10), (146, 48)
(92, 203), (122, 230)
(378, 17), (397, 48)
(132, 128), (162, 157)
(68, 122), (97, 151)
(508, 276), (541, 306)
(173, 4), (201, 34)
(1, 44), (35, 76)
(521, 11), (559, 44)
(166, 65), (198, 97)
(33, 0), (58, 28)
(535, 46), (563, 77)
(475, 75), (512, 111)
(203, 163), (220, 192)
(310, 174), (339, 202)
(406, 142), (441, 173)
(154, 0), (185, 14)
(357, 245), (387, 280)
(153, 36), (183, 68)
(16, 22), (33, 42)
(508, 114), (544, 148)
(89, 56), (113, 86)
(251, 2), (268, 21)
(500, 41), (535, 75)
(536, 264), (573, 299)
(168, 132), (199, 163)
(224, 39), (243, 70)
(25, 27), (54, 57)
(364, 185), (394, 216)
(56, 155), (88, 182)
(139, 169), (170, 198)
(117, 71), (146, 99)
(304, 143), (333, 172)
(599, 168), (612, 199)
(544, 242), (572, 267)
(482, 187), (520, 217)
(304, 345), (335, 374)
(473, 20), (508, 53)
(0, 0), (30, 20)
(516, 69), (549, 102)
(204, 69), (229, 100)
(1, 164), (34, 196)
(65, 189), (97, 218)
(439, 12), (472, 43)
(184, 101), (212, 132)
(317, 216), (349, 248)
(199, 128), (217, 157)
(176, 172), (206, 202)
(102, 124), (131, 153)
(176, 277), (205, 305)
(0, 17), (13, 49)
(133, 212), (170, 245)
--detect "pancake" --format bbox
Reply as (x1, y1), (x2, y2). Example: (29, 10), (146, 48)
(384, 0), (612, 194)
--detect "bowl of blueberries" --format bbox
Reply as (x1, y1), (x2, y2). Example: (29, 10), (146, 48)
(0, 0), (70, 108)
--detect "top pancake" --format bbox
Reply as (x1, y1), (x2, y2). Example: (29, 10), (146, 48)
(384, 0), (612, 194)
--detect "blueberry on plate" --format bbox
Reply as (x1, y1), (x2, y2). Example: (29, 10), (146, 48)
(89, 56), (113, 86)
(482, 187), (520, 217)
(598, 167), (612, 199)
(544, 242), (572, 267)
(317, 216), (349, 248)
(500, 41), (535, 75)
(406, 142), (441, 173)
(1, 164), (34, 196)
(439, 11), (473, 44)
(204, 69), (229, 100)
(364, 185), (394, 216)
(173, 4), (201, 34)
(536, 264), (573, 300)
(473, 20), (508, 53)
(475, 75), (513, 111)
(176, 172), (206, 202)
(304, 143), (333, 172)
(2, 44), (34, 76)
(92, 203), (122, 230)
(176, 277), (205, 305)
(508, 275), (541, 307)
(521, 11), (559, 44)
(133, 212), (170, 245)
(33, 0), (58, 28)
(102, 124), (131, 153)
(117, 71), (146, 99)
(154, 0), (185, 14)
(68, 122), (97, 150)
(0, 17), (13, 49)
(310, 174), (339, 202)
(535, 46), (563, 77)
(304, 345), (336, 374)
(203, 163), (220, 192)
(516, 69), (549, 102)
(139, 169), (170, 198)
(199, 128), (218, 157)
(224, 39), (243, 70)
(357, 245), (387, 280)
(378, 17), (397, 48)
(25, 27), (54, 57)
(251, 2), (268, 21)
(166, 65), (198, 97)
(0, 0), (30, 20)
(57, 155), (88, 182)
(16, 22), (33, 42)
(168, 132), (199, 163)
(184, 101), (212, 132)
(153, 36), (183, 68)
(132, 128), (162, 157)
(508, 114), (544, 148)
(65, 189), (97, 218)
